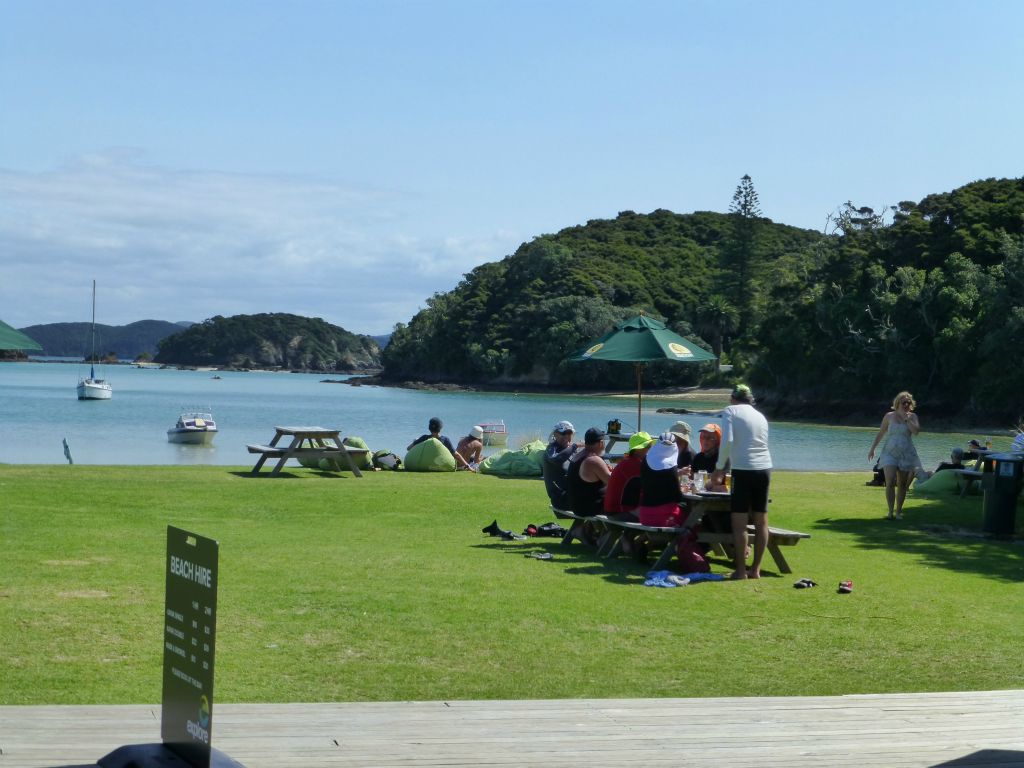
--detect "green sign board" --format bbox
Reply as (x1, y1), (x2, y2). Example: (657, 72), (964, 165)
(161, 526), (219, 768)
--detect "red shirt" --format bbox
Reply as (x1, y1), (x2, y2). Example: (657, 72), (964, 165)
(604, 453), (643, 514)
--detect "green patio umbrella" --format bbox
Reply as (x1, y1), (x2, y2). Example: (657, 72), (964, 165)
(0, 320), (42, 352)
(567, 314), (716, 431)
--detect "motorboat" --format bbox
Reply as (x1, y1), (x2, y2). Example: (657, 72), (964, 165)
(167, 410), (218, 445)
(77, 280), (113, 400)
(479, 421), (508, 446)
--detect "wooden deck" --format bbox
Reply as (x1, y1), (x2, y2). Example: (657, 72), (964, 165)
(3, 691), (1023, 767)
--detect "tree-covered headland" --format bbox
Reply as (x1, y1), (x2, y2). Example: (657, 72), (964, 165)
(383, 177), (1024, 424)
(155, 313), (381, 371)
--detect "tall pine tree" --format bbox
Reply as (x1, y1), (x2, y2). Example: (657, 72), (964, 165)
(724, 174), (762, 331)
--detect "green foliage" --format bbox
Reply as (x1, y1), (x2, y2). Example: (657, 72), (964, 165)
(154, 313), (381, 371)
(382, 176), (1024, 421)
(382, 208), (818, 388)
(752, 177), (1024, 421)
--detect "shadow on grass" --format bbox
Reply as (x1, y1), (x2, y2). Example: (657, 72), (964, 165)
(471, 538), (783, 585)
(814, 493), (1024, 582)
(228, 469), (357, 479)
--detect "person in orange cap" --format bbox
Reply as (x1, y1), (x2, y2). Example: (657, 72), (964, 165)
(691, 422), (723, 475)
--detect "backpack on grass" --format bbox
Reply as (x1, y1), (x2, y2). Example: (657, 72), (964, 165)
(372, 449), (402, 470)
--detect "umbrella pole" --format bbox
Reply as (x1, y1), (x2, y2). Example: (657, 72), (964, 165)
(636, 363), (644, 432)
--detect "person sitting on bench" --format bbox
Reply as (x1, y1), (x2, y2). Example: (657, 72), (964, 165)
(604, 431), (654, 519)
(567, 427), (612, 518)
(637, 433), (683, 527)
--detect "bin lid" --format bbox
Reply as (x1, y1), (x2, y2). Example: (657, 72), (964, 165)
(987, 452), (1024, 462)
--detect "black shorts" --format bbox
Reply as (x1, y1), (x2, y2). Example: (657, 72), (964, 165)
(731, 469), (771, 515)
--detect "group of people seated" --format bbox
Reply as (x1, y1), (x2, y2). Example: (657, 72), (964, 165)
(407, 417), (484, 471)
(541, 418), (729, 528)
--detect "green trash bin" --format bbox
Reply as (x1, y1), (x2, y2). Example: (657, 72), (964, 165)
(981, 452), (1024, 537)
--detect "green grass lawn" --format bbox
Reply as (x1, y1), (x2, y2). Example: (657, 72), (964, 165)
(1, 464), (1022, 704)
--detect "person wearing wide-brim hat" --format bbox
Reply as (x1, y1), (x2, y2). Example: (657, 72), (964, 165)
(604, 431), (655, 518)
(669, 420), (695, 475)
(637, 432), (683, 528)
(711, 383), (773, 580)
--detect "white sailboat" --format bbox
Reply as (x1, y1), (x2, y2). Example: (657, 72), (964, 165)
(77, 280), (112, 400)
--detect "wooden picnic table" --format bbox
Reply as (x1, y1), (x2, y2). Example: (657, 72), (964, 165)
(247, 426), (367, 476)
(953, 448), (993, 497)
(561, 489), (809, 573)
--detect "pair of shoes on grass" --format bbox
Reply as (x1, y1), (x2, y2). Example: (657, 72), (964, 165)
(793, 578), (817, 588)
(481, 519), (526, 541)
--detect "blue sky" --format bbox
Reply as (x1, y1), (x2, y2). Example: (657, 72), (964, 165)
(2, 0), (1022, 334)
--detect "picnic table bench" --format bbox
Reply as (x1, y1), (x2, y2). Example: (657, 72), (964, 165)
(552, 494), (810, 574)
(248, 426), (369, 476)
(950, 449), (997, 497)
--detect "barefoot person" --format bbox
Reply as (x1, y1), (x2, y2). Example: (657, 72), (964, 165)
(711, 384), (772, 579)
(868, 391), (921, 520)
(455, 425), (484, 472)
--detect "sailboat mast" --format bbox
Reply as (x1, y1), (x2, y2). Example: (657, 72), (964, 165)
(89, 280), (96, 379)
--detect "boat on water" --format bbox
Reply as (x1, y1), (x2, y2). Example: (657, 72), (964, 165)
(479, 421), (509, 446)
(167, 410), (218, 445)
(77, 280), (112, 400)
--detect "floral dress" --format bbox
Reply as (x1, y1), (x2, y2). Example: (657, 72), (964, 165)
(879, 420), (920, 471)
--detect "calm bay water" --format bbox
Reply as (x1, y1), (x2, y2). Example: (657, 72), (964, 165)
(0, 361), (1008, 470)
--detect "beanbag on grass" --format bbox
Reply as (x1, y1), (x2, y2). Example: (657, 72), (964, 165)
(404, 437), (457, 472)
(912, 469), (962, 495)
(342, 436), (374, 471)
(479, 440), (546, 477)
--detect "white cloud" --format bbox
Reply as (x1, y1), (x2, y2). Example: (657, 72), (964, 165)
(0, 151), (521, 334)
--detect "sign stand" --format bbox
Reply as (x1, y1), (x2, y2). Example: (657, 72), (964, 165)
(99, 526), (246, 768)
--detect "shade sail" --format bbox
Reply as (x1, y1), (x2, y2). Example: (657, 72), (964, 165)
(0, 320), (42, 351)
(567, 314), (716, 430)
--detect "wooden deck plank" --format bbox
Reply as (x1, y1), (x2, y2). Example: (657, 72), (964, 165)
(2, 692), (1023, 767)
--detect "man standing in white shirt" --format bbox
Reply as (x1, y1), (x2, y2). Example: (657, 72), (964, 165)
(712, 384), (772, 580)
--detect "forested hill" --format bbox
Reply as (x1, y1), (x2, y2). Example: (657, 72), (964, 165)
(19, 319), (189, 359)
(154, 313), (382, 371)
(383, 177), (1024, 423)
(382, 208), (822, 389)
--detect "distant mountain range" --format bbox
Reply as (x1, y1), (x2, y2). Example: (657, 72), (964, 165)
(19, 320), (193, 359)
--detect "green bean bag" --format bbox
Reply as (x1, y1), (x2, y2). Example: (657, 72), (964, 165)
(912, 469), (962, 495)
(404, 437), (457, 472)
(342, 436), (374, 470)
(296, 436), (374, 472)
(479, 440), (546, 477)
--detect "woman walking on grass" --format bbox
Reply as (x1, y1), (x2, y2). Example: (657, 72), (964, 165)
(868, 391), (921, 520)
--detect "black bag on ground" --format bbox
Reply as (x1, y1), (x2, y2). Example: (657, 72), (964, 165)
(372, 449), (403, 470)
(537, 521), (568, 537)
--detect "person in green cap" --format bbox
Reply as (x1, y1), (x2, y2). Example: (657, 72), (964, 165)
(604, 431), (655, 518)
